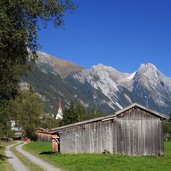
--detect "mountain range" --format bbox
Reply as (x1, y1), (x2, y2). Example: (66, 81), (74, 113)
(21, 52), (171, 115)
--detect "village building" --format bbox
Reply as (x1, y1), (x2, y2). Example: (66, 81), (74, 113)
(10, 119), (23, 140)
(38, 103), (168, 156)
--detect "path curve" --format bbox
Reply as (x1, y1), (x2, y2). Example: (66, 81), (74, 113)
(5, 142), (29, 171)
(16, 143), (62, 171)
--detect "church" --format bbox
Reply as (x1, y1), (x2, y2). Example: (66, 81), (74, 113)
(55, 98), (63, 119)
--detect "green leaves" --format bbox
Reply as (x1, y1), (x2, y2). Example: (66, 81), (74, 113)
(163, 113), (171, 141)
(0, 0), (75, 137)
(9, 90), (43, 138)
(0, 0), (75, 101)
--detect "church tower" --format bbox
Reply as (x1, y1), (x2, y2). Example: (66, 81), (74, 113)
(55, 98), (63, 119)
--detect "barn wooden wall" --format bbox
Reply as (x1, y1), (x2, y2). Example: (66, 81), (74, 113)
(60, 120), (114, 154)
(114, 108), (163, 156)
(37, 132), (52, 142)
(59, 107), (164, 156)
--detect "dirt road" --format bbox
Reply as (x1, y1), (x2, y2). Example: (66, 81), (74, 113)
(16, 143), (62, 171)
(5, 141), (63, 171)
(5, 142), (29, 171)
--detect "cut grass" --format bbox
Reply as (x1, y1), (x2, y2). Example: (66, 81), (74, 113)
(23, 141), (171, 171)
(0, 141), (14, 171)
(10, 142), (44, 171)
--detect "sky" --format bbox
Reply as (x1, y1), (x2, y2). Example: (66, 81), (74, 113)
(38, 0), (171, 76)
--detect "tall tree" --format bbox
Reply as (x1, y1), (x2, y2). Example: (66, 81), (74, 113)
(62, 101), (77, 125)
(0, 105), (13, 138)
(0, 0), (75, 103)
(75, 103), (85, 122)
(9, 89), (43, 139)
(83, 107), (104, 120)
(0, 0), (75, 133)
(163, 112), (171, 141)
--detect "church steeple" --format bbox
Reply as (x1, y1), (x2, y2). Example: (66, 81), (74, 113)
(55, 97), (63, 119)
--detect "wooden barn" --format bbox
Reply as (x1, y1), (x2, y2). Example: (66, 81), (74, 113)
(37, 128), (54, 142)
(39, 103), (168, 156)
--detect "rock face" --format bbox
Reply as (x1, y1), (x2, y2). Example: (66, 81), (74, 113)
(22, 52), (171, 115)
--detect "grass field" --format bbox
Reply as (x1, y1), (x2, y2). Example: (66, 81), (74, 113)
(0, 141), (14, 171)
(23, 141), (171, 171)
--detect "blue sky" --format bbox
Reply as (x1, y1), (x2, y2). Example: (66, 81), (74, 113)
(38, 0), (171, 76)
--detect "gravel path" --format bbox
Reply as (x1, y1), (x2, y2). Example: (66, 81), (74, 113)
(5, 142), (29, 171)
(16, 143), (63, 171)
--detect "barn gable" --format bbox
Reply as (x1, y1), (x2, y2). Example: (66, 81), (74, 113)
(113, 103), (168, 120)
(116, 107), (160, 120)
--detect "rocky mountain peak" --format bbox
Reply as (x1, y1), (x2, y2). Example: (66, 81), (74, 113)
(92, 64), (118, 72)
(133, 63), (161, 84)
(23, 52), (171, 115)
(139, 63), (157, 70)
(137, 63), (159, 77)
(91, 64), (130, 83)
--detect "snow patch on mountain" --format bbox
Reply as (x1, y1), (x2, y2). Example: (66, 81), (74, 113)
(124, 94), (132, 103)
(127, 72), (136, 80)
(115, 102), (123, 109)
(108, 101), (116, 110)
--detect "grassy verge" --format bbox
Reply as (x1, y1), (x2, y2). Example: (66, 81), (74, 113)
(23, 141), (171, 171)
(0, 141), (14, 171)
(10, 142), (44, 171)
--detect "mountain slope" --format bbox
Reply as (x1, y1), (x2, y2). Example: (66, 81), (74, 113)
(22, 52), (171, 115)
(36, 52), (84, 78)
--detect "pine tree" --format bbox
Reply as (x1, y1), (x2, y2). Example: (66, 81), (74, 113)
(75, 103), (85, 122)
(62, 101), (77, 125)
(61, 102), (104, 126)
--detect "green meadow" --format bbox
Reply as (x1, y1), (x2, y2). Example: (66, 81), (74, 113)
(23, 141), (171, 171)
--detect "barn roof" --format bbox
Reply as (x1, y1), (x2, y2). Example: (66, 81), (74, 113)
(51, 103), (168, 133)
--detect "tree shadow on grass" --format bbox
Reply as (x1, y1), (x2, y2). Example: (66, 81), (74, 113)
(0, 153), (13, 161)
(39, 151), (56, 155)
(0, 146), (13, 160)
(0, 154), (10, 161)
(0, 146), (6, 160)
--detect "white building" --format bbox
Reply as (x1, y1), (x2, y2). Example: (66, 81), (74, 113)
(55, 98), (63, 119)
